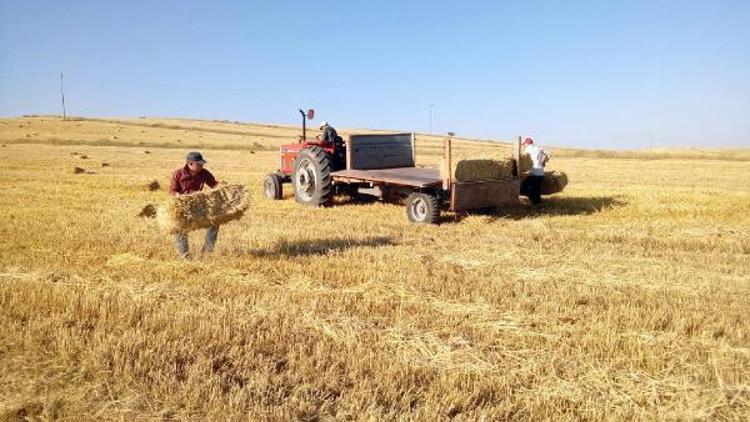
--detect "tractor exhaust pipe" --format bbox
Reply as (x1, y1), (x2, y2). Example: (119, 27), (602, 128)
(299, 108), (315, 142)
(299, 109), (307, 141)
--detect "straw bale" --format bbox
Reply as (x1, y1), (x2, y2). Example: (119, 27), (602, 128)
(518, 154), (533, 174)
(157, 184), (250, 234)
(443, 150), (516, 182)
(452, 159), (515, 181)
(540, 171), (568, 195)
(138, 204), (157, 218)
(70, 166), (85, 174)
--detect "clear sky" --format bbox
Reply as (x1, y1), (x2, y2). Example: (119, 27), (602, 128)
(1, 1), (748, 149)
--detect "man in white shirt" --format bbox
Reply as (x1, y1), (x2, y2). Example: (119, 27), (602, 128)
(520, 137), (548, 205)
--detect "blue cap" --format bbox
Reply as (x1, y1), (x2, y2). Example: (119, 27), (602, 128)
(186, 151), (206, 164)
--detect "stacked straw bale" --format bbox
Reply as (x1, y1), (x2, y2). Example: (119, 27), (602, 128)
(452, 159), (515, 181)
(517, 154), (533, 174)
(157, 184), (250, 234)
(443, 149), (516, 182)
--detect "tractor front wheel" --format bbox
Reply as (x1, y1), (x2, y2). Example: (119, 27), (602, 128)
(292, 146), (333, 206)
(263, 173), (283, 200)
(405, 192), (440, 224)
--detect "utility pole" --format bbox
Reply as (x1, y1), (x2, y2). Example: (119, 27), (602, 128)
(60, 72), (66, 120)
(428, 104), (435, 134)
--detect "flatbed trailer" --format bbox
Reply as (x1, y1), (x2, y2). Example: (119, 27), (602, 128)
(265, 130), (523, 224)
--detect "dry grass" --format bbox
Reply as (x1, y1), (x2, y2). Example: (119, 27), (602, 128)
(0, 117), (749, 420)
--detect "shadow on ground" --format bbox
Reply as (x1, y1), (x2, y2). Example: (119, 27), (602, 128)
(453, 195), (625, 223)
(249, 236), (397, 257)
(330, 193), (381, 207)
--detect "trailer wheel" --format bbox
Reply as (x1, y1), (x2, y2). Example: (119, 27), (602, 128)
(292, 146), (333, 206)
(263, 173), (283, 200)
(406, 192), (440, 224)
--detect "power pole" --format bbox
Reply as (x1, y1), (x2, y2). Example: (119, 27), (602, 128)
(428, 104), (435, 133)
(60, 72), (66, 120)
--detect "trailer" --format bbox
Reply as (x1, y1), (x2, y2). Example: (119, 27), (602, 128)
(263, 110), (522, 224)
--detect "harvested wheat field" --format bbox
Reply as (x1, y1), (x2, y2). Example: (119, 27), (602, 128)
(0, 116), (749, 420)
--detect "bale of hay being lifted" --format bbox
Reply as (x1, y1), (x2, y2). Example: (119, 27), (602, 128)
(540, 171), (568, 195)
(157, 184), (250, 234)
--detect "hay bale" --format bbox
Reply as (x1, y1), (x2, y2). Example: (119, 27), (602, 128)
(69, 151), (79, 156)
(138, 204), (157, 218)
(452, 159), (515, 181)
(70, 166), (85, 174)
(100, 162), (110, 167)
(143, 150), (151, 154)
(518, 154), (533, 174)
(157, 184), (250, 234)
(540, 171), (568, 195)
(78, 154), (88, 159)
(147, 180), (160, 191)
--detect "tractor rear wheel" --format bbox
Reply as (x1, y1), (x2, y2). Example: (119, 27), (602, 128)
(292, 146), (333, 206)
(405, 192), (440, 224)
(263, 173), (283, 200)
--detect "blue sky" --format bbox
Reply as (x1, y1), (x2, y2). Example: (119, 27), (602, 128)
(1, 0), (748, 149)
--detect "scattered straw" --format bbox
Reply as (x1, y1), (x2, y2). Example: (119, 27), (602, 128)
(157, 184), (250, 234)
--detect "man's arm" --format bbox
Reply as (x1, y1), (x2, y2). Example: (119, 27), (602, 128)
(204, 170), (218, 189)
(169, 170), (181, 196)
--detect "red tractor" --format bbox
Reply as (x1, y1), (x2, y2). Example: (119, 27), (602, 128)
(263, 109), (350, 207)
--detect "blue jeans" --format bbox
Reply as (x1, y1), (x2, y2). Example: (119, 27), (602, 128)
(521, 175), (544, 205)
(174, 226), (218, 258)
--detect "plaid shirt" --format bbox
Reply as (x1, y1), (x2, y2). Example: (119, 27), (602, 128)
(169, 165), (217, 196)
